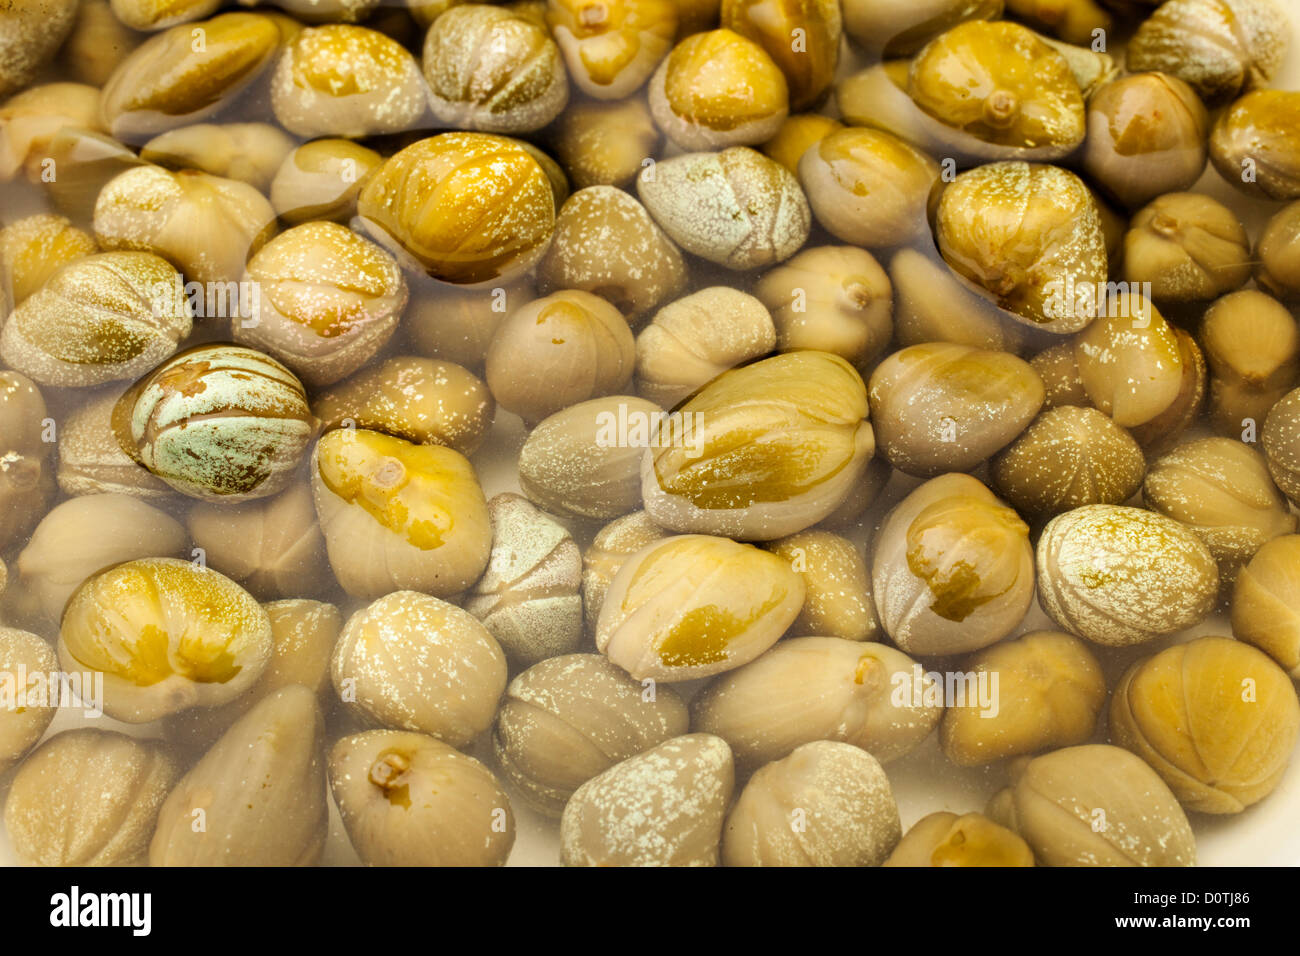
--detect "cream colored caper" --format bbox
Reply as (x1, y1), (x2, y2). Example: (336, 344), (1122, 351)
(535, 185), (687, 321)
(313, 356), (495, 457)
(1143, 437), (1295, 589)
(487, 290), (635, 423)
(561, 734), (734, 867)
(329, 729), (515, 866)
(270, 24), (427, 138)
(766, 530), (878, 642)
(1082, 73), (1208, 210)
(464, 493), (583, 669)
(1122, 192), (1251, 304)
(237, 222), (408, 387)
(150, 685), (328, 866)
(13, 494), (185, 625)
(270, 139), (383, 226)
(3, 730), (181, 867)
(423, 5), (568, 134)
(55, 388), (173, 501)
(187, 482), (328, 601)
(140, 122), (295, 192)
(756, 245), (892, 367)
(332, 591), (507, 747)
(868, 342), (1044, 477)
(634, 287), (775, 408)
(798, 127), (939, 250)
(59, 558), (273, 723)
(1037, 504), (1219, 646)
(493, 653), (689, 815)
(890, 246), (1026, 353)
(99, 12), (282, 141)
(722, 741), (900, 867)
(165, 599), (341, 751)
(883, 812), (1034, 867)
(312, 428), (491, 599)
(637, 147), (810, 271)
(873, 473), (1034, 656)
(547, 0), (679, 100)
(0, 627), (58, 775)
(940, 631), (1106, 766)
(1008, 744), (1196, 866)
(0, 251), (192, 389)
(549, 96), (663, 189)
(643, 351), (872, 539)
(0, 214), (96, 309)
(0, 83), (104, 181)
(990, 406), (1145, 520)
(1233, 535), (1300, 677)
(935, 162), (1107, 332)
(0, 371), (53, 552)
(581, 510), (670, 636)
(596, 534), (805, 682)
(691, 636), (942, 770)
(1073, 292), (1183, 429)
(1202, 290), (1300, 435)
(519, 394), (664, 520)
(94, 165), (277, 286)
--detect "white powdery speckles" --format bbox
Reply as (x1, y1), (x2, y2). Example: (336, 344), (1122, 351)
(1036, 504), (1220, 646)
(560, 734), (734, 867)
(637, 147), (810, 271)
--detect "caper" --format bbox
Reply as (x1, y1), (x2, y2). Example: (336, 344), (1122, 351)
(1122, 192), (1251, 304)
(1111, 636), (1300, 814)
(547, 0), (679, 100)
(1257, 201), (1300, 302)
(270, 24), (427, 139)
(720, 0), (840, 111)
(868, 342), (1045, 477)
(798, 126), (940, 250)
(841, 0), (1002, 57)
(424, 5), (569, 134)
(935, 162), (1107, 332)
(872, 473), (1035, 655)
(100, 12), (282, 141)
(991, 406), (1145, 521)
(638, 146), (810, 271)
(357, 133), (556, 286)
(1201, 290), (1300, 436)
(535, 185), (687, 321)
(756, 246), (892, 368)
(1209, 90), (1300, 202)
(1082, 73), (1209, 210)
(1127, 0), (1289, 105)
(549, 96), (662, 189)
